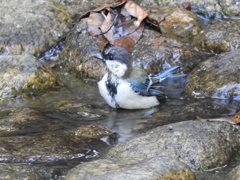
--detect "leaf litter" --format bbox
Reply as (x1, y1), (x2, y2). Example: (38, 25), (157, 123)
(79, 0), (148, 51)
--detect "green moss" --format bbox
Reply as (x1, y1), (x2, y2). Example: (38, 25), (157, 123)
(52, 2), (74, 24)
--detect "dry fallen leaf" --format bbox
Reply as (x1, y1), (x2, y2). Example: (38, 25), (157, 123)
(124, 1), (148, 27)
(87, 12), (105, 36)
(112, 22), (144, 51)
(87, 12), (109, 51)
(232, 111), (240, 124)
(100, 12), (114, 33)
(196, 116), (237, 125)
(81, 0), (148, 51)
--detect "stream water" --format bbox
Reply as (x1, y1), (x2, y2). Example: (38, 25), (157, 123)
(0, 66), (239, 179)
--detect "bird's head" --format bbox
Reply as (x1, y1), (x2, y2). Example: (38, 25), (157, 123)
(94, 46), (133, 78)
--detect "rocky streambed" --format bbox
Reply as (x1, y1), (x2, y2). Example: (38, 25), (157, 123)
(0, 0), (240, 179)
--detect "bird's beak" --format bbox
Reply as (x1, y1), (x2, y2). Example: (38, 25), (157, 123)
(93, 52), (105, 62)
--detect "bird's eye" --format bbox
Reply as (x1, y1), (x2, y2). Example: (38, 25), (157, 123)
(108, 53), (114, 60)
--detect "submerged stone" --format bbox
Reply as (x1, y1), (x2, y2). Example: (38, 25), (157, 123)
(0, 108), (69, 137)
(0, 125), (112, 163)
(0, 163), (65, 180)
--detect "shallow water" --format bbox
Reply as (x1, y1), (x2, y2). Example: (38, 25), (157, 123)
(0, 69), (239, 179)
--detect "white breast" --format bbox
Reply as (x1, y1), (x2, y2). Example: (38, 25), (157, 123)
(115, 79), (160, 109)
(105, 61), (127, 78)
(98, 74), (160, 109)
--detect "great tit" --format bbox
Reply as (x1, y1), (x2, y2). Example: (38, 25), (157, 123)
(94, 46), (181, 109)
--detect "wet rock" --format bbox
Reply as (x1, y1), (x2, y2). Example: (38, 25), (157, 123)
(47, 99), (104, 120)
(0, 0), (112, 58)
(0, 163), (65, 180)
(54, 0), (110, 19)
(192, 20), (240, 53)
(59, 19), (105, 79)
(66, 156), (195, 180)
(106, 120), (240, 171)
(139, 0), (240, 17)
(0, 55), (60, 98)
(0, 0), (73, 56)
(146, 7), (202, 42)
(228, 165), (240, 180)
(0, 125), (112, 163)
(185, 49), (240, 99)
(132, 28), (212, 74)
(0, 104), (108, 138)
(60, 7), (213, 78)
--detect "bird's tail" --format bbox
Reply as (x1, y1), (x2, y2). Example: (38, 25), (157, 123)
(154, 65), (181, 82)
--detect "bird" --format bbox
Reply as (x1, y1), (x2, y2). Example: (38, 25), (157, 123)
(94, 46), (181, 109)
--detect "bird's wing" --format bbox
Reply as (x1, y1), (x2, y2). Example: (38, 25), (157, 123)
(128, 77), (150, 95)
(127, 67), (165, 97)
(154, 65), (181, 82)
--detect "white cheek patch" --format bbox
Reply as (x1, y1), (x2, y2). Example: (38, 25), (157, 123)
(106, 61), (127, 77)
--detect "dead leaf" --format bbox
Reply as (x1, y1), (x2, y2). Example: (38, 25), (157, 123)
(124, 1), (148, 27)
(87, 12), (105, 36)
(232, 111), (240, 124)
(112, 22), (144, 51)
(87, 12), (108, 51)
(74, 1), (148, 51)
(196, 116), (237, 125)
(100, 11), (115, 34)
(93, 36), (109, 52)
(80, 0), (148, 51)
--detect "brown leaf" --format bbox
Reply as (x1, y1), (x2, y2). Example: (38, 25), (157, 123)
(81, 0), (147, 51)
(196, 116), (237, 125)
(93, 36), (109, 52)
(112, 22), (144, 51)
(124, 1), (148, 27)
(100, 11), (115, 34)
(87, 12), (109, 51)
(87, 12), (104, 36)
(232, 111), (240, 124)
